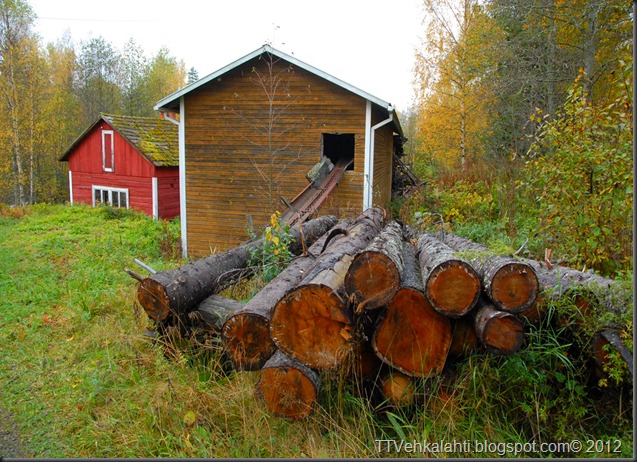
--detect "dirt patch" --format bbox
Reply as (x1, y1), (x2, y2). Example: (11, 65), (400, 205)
(0, 410), (26, 458)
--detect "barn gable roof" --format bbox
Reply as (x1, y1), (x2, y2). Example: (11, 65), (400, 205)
(154, 44), (402, 135)
(60, 114), (179, 167)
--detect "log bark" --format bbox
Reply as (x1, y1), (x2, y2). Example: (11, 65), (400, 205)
(474, 301), (525, 355)
(438, 232), (539, 314)
(521, 258), (632, 374)
(221, 219), (353, 371)
(194, 294), (245, 332)
(593, 329), (634, 378)
(520, 258), (631, 319)
(137, 215), (338, 322)
(417, 232), (481, 317)
(344, 221), (404, 311)
(372, 241), (452, 377)
(256, 350), (320, 421)
(270, 207), (386, 370)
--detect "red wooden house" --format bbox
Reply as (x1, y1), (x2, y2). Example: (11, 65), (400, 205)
(60, 113), (180, 219)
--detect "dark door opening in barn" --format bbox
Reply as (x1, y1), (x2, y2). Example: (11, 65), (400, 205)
(322, 133), (355, 170)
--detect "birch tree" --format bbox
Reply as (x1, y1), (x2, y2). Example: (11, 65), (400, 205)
(414, 0), (504, 172)
(0, 0), (40, 205)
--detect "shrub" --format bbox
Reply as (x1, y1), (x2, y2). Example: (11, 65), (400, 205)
(522, 68), (633, 276)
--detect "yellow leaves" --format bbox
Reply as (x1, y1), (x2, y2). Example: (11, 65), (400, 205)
(269, 210), (281, 227)
(183, 410), (197, 427)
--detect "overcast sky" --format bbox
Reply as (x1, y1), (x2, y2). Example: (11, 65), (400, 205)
(28, 0), (425, 112)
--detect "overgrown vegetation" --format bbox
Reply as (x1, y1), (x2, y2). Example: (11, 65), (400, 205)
(0, 204), (632, 457)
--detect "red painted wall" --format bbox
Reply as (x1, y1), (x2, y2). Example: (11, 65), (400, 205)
(66, 120), (180, 219)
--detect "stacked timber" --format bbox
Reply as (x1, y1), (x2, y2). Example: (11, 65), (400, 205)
(131, 211), (633, 420)
(136, 215), (338, 330)
(222, 218), (355, 371)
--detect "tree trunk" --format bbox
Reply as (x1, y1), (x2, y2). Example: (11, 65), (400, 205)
(221, 218), (353, 371)
(592, 329), (634, 379)
(438, 231), (539, 313)
(520, 258), (631, 318)
(344, 221), (404, 311)
(194, 294), (246, 332)
(256, 350), (320, 421)
(521, 258), (633, 380)
(474, 301), (525, 355)
(270, 207), (386, 370)
(137, 215), (338, 322)
(417, 232), (481, 317)
(372, 241), (452, 377)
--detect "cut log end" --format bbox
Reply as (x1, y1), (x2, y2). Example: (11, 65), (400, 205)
(257, 352), (319, 421)
(490, 263), (539, 313)
(373, 287), (452, 377)
(426, 260), (481, 317)
(221, 313), (275, 371)
(475, 304), (525, 355)
(345, 251), (400, 310)
(270, 284), (352, 370)
(137, 278), (171, 321)
(483, 316), (524, 354)
(380, 371), (417, 407)
(448, 316), (479, 358)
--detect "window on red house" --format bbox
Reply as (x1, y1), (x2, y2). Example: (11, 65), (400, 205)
(102, 130), (114, 172)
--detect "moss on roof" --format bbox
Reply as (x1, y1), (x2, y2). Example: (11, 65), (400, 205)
(101, 113), (179, 167)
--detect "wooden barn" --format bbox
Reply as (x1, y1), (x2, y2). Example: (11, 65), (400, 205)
(154, 44), (405, 257)
(60, 113), (180, 220)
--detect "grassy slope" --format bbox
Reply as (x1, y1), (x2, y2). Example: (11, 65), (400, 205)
(0, 204), (632, 458)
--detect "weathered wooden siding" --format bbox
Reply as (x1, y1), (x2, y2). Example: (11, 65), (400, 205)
(156, 169), (180, 219)
(66, 121), (180, 219)
(67, 121), (155, 177)
(184, 56), (371, 256)
(372, 110), (395, 208)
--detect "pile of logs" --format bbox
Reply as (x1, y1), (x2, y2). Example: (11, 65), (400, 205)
(131, 207), (632, 421)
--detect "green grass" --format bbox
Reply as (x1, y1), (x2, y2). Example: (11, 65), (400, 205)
(0, 203), (633, 458)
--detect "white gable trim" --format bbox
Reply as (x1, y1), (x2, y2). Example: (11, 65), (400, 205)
(154, 45), (394, 113)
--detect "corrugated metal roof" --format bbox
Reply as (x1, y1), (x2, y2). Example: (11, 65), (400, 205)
(60, 114), (179, 167)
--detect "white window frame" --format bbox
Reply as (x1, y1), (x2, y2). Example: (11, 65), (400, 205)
(92, 185), (129, 209)
(102, 130), (114, 172)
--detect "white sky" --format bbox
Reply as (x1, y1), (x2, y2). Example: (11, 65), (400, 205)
(28, 0), (425, 112)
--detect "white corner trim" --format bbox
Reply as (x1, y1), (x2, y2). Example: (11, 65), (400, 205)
(363, 101), (373, 211)
(68, 170), (73, 204)
(152, 177), (159, 219)
(364, 101), (394, 210)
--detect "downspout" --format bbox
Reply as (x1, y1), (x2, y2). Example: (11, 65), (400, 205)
(163, 113), (179, 126)
(363, 101), (395, 210)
